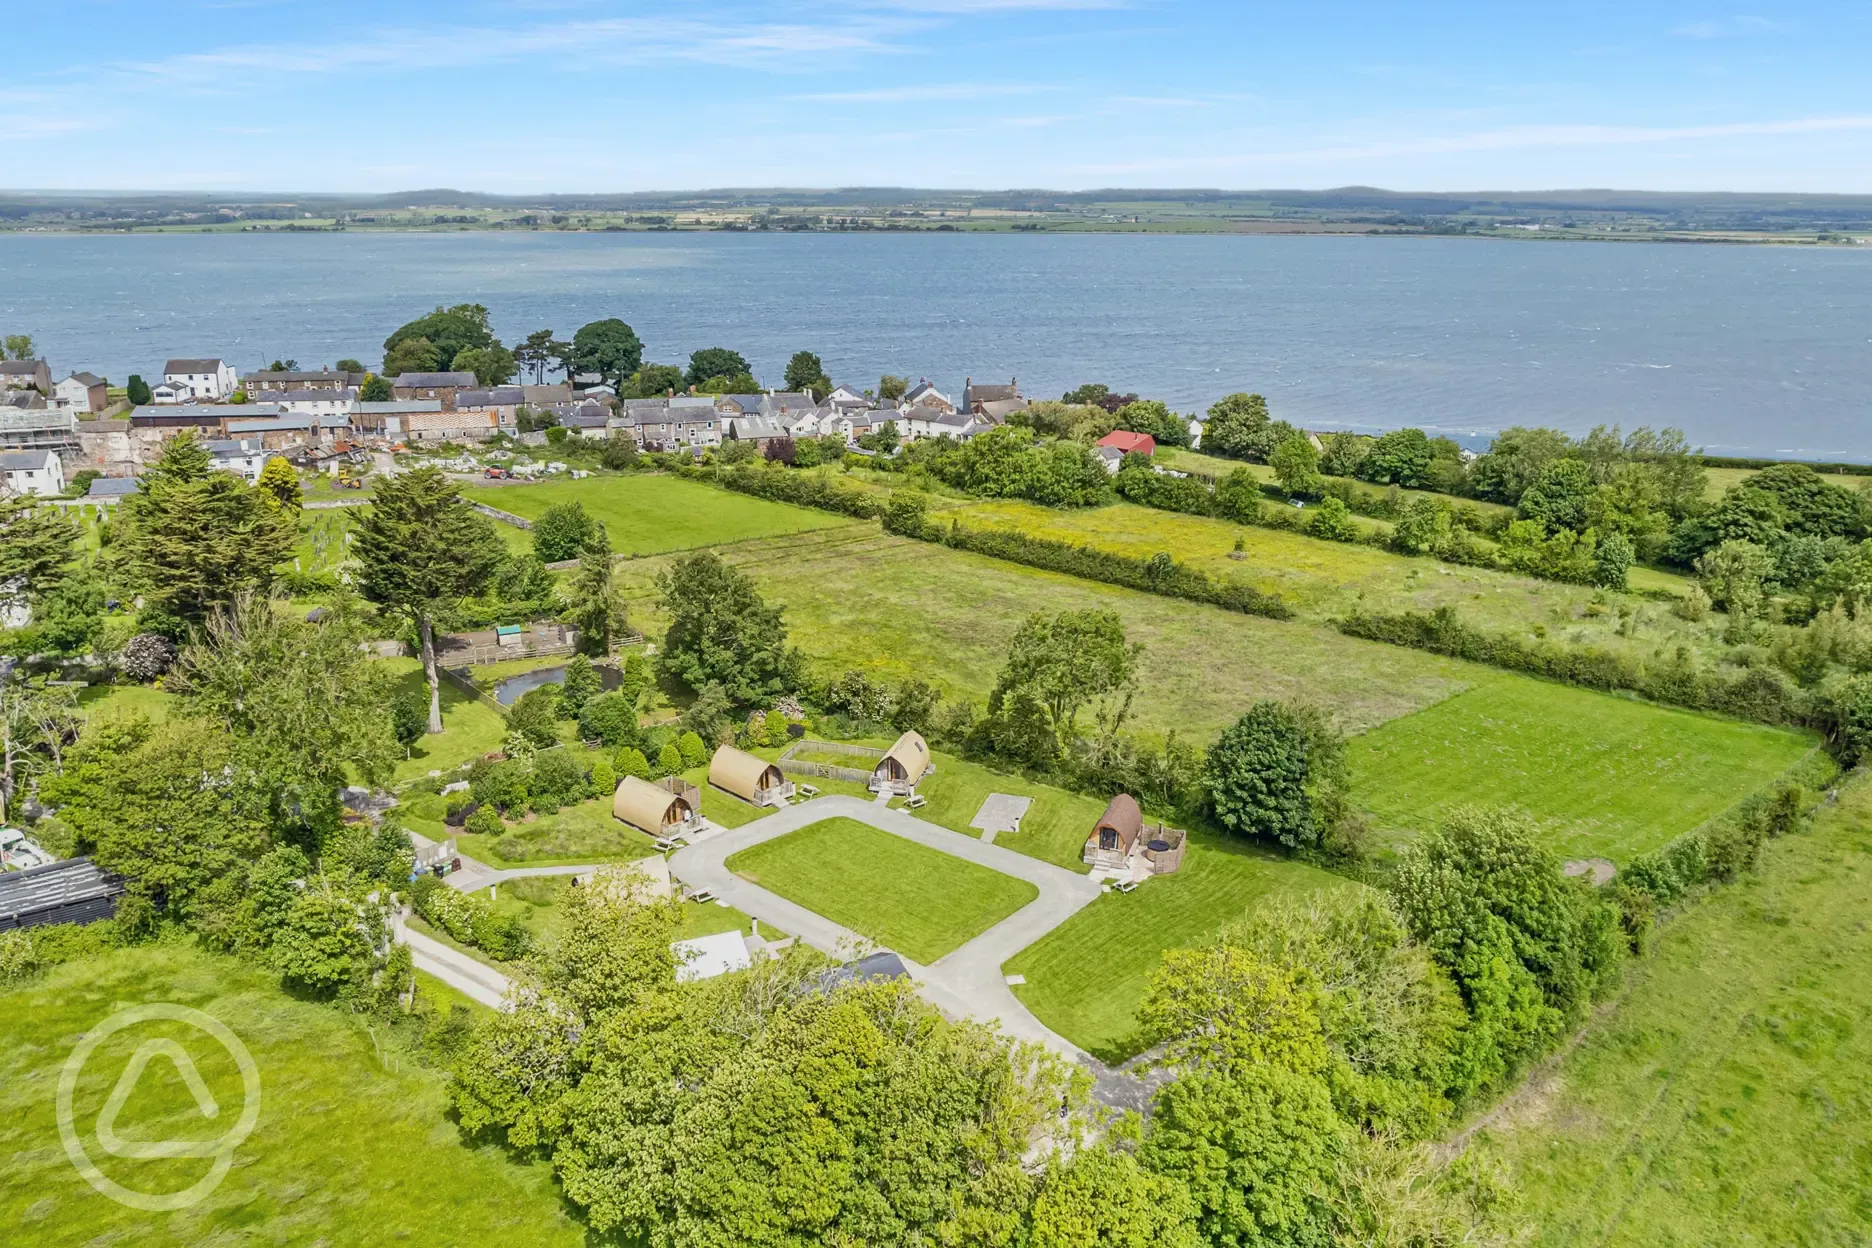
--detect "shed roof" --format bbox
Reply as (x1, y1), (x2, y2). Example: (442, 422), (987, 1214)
(1095, 793), (1143, 851)
(0, 857), (124, 930)
(877, 731), (931, 781)
(612, 774), (693, 834)
(709, 744), (784, 804)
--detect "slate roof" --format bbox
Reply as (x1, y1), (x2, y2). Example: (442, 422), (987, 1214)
(164, 358), (226, 374)
(0, 449), (58, 471)
(0, 359), (45, 375)
(64, 371), (104, 387)
(0, 857), (125, 931)
(457, 386), (525, 407)
(86, 476), (139, 497)
(393, 371), (476, 388)
(243, 370), (357, 385)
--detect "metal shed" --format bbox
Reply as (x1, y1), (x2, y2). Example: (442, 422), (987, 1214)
(0, 857), (125, 930)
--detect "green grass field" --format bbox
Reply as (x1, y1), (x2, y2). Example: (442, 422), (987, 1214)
(1348, 679), (1819, 861)
(0, 946), (581, 1247)
(895, 751), (1111, 873)
(383, 659), (511, 783)
(1468, 773), (1872, 1244)
(1005, 836), (1349, 1062)
(724, 817), (1038, 963)
(464, 473), (853, 557)
(618, 528), (1481, 740)
(949, 497), (1711, 666)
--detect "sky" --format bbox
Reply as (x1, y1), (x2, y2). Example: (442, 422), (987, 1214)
(4, 1), (1871, 194)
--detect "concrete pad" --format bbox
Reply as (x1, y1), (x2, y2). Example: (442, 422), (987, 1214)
(970, 793), (1033, 843)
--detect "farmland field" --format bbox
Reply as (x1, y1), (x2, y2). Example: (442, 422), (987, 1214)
(1347, 679), (1820, 861)
(724, 816), (1037, 964)
(0, 946), (582, 1248)
(949, 497), (1711, 664)
(1006, 836), (1348, 1062)
(618, 528), (1482, 740)
(1469, 773), (1872, 1245)
(464, 473), (853, 556)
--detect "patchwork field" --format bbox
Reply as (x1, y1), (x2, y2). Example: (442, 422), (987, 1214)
(0, 946), (582, 1248)
(619, 528), (1482, 740)
(724, 816), (1038, 963)
(465, 474), (853, 557)
(1469, 773), (1872, 1245)
(1005, 836), (1349, 1062)
(949, 497), (1710, 664)
(1348, 679), (1819, 861)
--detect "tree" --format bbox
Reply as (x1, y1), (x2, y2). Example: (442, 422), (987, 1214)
(383, 336), (442, 376)
(1204, 701), (1320, 847)
(1111, 399), (1190, 448)
(1269, 432), (1324, 497)
(991, 610), (1140, 751)
(572, 319), (644, 388)
(1031, 1147), (1199, 1248)
(383, 303), (497, 373)
(126, 374), (152, 405)
(696, 370), (759, 395)
(677, 730), (707, 769)
(564, 529), (629, 656)
(508, 687), (560, 750)
(685, 346), (750, 389)
(622, 362), (684, 398)
(1318, 431), (1369, 478)
(352, 467), (507, 733)
(557, 655), (600, 718)
(1359, 427), (1435, 487)
(358, 372), (393, 401)
(1467, 426), (1571, 504)
(167, 594), (400, 840)
(655, 550), (798, 706)
(517, 328), (565, 383)
(579, 693), (641, 748)
(1695, 539), (1775, 616)
(452, 344), (518, 386)
(1593, 530), (1634, 590)
(1060, 382), (1111, 406)
(255, 457), (301, 510)
(0, 495), (79, 613)
(335, 358), (365, 373)
(878, 374), (909, 402)
(599, 435), (639, 471)
(532, 501), (600, 562)
(783, 350), (833, 396)
(1202, 392), (1275, 460)
(0, 675), (79, 825)
(1308, 495), (1359, 541)
(108, 432), (295, 627)
(1746, 462), (1861, 538)
(1518, 458), (1595, 533)
(5, 333), (35, 360)
(271, 874), (387, 997)
(1389, 497), (1450, 555)
(1141, 944), (1329, 1076)
(391, 684), (427, 748)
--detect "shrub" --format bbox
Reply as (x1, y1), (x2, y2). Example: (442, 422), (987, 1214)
(655, 743), (682, 776)
(590, 758), (617, 795)
(119, 632), (178, 680)
(677, 730), (708, 769)
(471, 759), (531, 814)
(391, 686), (428, 747)
(578, 691), (641, 747)
(507, 686), (560, 748)
(531, 749), (590, 806)
(465, 806), (505, 837)
(1307, 496), (1359, 542)
(614, 746), (651, 780)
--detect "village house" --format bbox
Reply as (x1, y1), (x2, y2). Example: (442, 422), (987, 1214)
(521, 383), (574, 407)
(228, 412), (352, 449)
(52, 372), (108, 414)
(392, 370), (477, 409)
(779, 406), (831, 438)
(242, 369), (365, 393)
(1, 389), (46, 411)
(904, 407), (991, 442)
(822, 385), (870, 413)
(714, 394), (764, 420)
(727, 414), (789, 450)
(901, 379), (954, 413)
(759, 391), (820, 421)
(130, 402), (286, 433)
(252, 388), (357, 417)
(0, 359), (53, 395)
(351, 399), (442, 438)
(162, 358), (239, 402)
(400, 406), (502, 442)
(1097, 429), (1156, 458)
(963, 377), (1023, 415)
(0, 448), (64, 497)
(457, 385), (526, 427)
(204, 439), (271, 483)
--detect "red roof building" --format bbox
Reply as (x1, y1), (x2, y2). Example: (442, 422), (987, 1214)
(1096, 429), (1156, 456)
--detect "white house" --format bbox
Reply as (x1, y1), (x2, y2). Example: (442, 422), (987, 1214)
(53, 372), (108, 414)
(900, 379), (953, 413)
(0, 448), (65, 496)
(205, 439), (270, 483)
(254, 387), (357, 417)
(904, 408), (989, 442)
(162, 358), (238, 402)
(780, 406), (831, 438)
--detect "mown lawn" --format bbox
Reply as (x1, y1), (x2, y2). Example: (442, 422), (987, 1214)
(0, 946), (582, 1247)
(383, 658), (511, 783)
(1005, 836), (1348, 1062)
(618, 528), (1480, 740)
(724, 817), (1038, 964)
(464, 473), (853, 557)
(75, 683), (175, 723)
(1468, 773), (1872, 1245)
(896, 751), (1111, 874)
(1347, 678), (1819, 861)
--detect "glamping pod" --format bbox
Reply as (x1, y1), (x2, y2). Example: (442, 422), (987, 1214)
(613, 774), (701, 836)
(870, 731), (931, 796)
(709, 745), (795, 808)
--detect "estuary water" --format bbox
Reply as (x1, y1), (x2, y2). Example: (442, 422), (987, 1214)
(1, 230), (1868, 459)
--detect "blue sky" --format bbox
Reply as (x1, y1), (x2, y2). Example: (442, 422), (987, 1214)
(5, 1), (1870, 192)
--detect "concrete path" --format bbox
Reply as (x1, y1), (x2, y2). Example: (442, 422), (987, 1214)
(668, 794), (1105, 1061)
(394, 913), (513, 1009)
(405, 829), (602, 895)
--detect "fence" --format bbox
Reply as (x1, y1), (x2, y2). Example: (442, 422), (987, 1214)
(438, 665), (508, 716)
(471, 501), (532, 528)
(776, 739), (882, 785)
